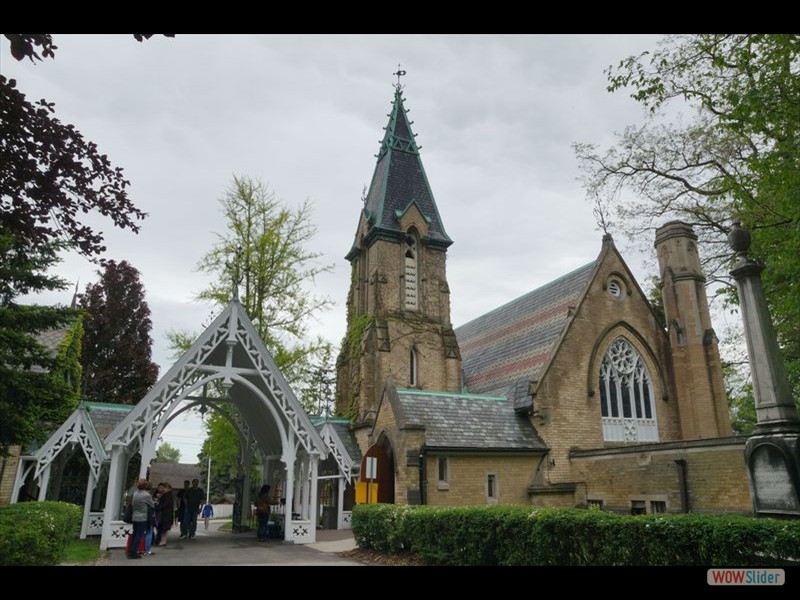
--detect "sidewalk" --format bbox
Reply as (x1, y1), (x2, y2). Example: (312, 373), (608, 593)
(102, 522), (362, 566)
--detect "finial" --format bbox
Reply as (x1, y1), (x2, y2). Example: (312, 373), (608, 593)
(727, 221), (751, 261)
(393, 64), (406, 92)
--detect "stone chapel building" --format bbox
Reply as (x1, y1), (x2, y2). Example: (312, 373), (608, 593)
(335, 85), (752, 515)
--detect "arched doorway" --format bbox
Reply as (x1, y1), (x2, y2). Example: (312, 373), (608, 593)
(361, 432), (395, 504)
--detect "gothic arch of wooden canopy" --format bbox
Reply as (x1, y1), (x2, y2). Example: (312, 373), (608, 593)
(93, 298), (348, 549)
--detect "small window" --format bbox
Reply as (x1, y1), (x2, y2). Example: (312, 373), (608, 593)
(486, 474), (497, 502)
(587, 499), (604, 510)
(409, 346), (418, 387)
(630, 500), (646, 515)
(437, 457), (448, 483)
(650, 500), (667, 514)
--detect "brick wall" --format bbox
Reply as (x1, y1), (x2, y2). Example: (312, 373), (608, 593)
(0, 446), (21, 505)
(425, 454), (542, 506)
(533, 244), (682, 488)
(571, 439), (751, 514)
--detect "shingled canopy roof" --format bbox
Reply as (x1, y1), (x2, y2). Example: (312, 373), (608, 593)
(386, 387), (546, 452)
(455, 261), (596, 398)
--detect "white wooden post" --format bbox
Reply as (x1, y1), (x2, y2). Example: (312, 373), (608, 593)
(100, 443), (126, 551)
(337, 475), (345, 529)
(80, 472), (95, 539)
(309, 454), (319, 535)
(37, 464), (51, 501)
(139, 426), (154, 479)
(282, 443), (295, 542)
(293, 458), (303, 516)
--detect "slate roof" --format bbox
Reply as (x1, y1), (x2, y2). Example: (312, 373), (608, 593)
(358, 88), (451, 251)
(35, 327), (70, 354)
(392, 388), (546, 451)
(81, 401), (134, 439)
(455, 261), (597, 397)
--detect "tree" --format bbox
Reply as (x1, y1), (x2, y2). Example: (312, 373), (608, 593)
(188, 175), (334, 385)
(197, 409), (258, 500)
(154, 441), (181, 463)
(574, 34), (800, 413)
(80, 260), (159, 404)
(0, 34), (167, 451)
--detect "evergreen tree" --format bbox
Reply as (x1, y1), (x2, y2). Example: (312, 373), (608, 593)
(80, 260), (158, 404)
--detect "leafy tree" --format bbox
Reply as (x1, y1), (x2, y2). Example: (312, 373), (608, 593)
(193, 175), (334, 383)
(79, 260), (158, 404)
(0, 34), (168, 451)
(574, 34), (800, 413)
(154, 441), (181, 463)
(197, 409), (258, 500)
(297, 344), (336, 415)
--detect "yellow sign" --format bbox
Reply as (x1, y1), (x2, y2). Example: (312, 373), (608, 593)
(355, 481), (379, 504)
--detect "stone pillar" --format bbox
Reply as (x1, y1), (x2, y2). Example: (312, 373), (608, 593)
(655, 221), (731, 438)
(729, 222), (800, 517)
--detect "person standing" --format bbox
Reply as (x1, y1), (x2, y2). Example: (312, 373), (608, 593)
(128, 479), (154, 559)
(156, 483), (174, 546)
(255, 485), (272, 542)
(201, 501), (214, 530)
(185, 478), (204, 538)
(177, 480), (190, 539)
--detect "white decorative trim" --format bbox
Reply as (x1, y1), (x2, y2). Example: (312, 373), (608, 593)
(33, 409), (105, 481)
(87, 512), (104, 536)
(289, 519), (314, 544)
(107, 521), (132, 548)
(341, 511), (353, 529)
(319, 422), (355, 483)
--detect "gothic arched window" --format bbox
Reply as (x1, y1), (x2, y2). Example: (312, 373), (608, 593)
(404, 229), (418, 311)
(599, 337), (658, 442)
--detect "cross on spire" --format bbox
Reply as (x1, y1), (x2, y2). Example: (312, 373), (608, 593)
(393, 64), (406, 91)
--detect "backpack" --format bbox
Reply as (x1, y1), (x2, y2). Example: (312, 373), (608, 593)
(123, 501), (133, 524)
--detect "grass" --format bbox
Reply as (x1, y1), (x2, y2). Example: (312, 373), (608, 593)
(61, 538), (103, 564)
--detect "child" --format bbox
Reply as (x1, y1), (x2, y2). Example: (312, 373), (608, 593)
(201, 501), (214, 530)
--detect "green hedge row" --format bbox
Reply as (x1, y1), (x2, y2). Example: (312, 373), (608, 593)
(352, 504), (800, 566)
(0, 501), (82, 566)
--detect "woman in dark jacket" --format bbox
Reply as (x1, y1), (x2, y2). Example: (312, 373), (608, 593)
(155, 482), (175, 546)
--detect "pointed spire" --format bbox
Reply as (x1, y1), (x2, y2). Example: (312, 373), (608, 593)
(70, 279), (80, 309)
(352, 69), (452, 256)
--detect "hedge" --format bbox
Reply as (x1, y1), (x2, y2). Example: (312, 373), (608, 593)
(352, 505), (800, 566)
(0, 501), (82, 566)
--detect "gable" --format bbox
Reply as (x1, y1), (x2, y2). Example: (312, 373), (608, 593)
(455, 261), (596, 397)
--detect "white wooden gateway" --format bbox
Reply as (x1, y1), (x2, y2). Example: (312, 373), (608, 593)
(10, 298), (356, 550)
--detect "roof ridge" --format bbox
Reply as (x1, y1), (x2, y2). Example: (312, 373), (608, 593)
(396, 388), (507, 401)
(80, 400), (135, 412)
(455, 260), (597, 331)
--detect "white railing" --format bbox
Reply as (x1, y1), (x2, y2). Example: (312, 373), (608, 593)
(107, 520), (132, 548)
(87, 512), (104, 536)
(289, 519), (314, 543)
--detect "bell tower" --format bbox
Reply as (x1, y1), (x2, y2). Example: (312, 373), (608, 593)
(335, 78), (461, 427)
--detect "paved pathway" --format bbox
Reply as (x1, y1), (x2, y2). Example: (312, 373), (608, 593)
(102, 521), (361, 566)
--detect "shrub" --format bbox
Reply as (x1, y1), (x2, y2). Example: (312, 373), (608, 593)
(352, 504), (800, 566)
(0, 501), (82, 566)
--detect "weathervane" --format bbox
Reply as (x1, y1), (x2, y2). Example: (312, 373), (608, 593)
(393, 64), (406, 91)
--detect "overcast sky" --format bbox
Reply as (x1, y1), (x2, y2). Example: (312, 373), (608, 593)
(6, 34), (674, 459)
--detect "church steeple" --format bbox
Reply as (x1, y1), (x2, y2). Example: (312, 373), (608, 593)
(336, 75), (462, 422)
(351, 84), (452, 260)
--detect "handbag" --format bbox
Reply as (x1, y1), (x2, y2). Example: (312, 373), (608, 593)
(123, 501), (133, 524)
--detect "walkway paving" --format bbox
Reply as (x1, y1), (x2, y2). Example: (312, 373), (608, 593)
(102, 521), (362, 566)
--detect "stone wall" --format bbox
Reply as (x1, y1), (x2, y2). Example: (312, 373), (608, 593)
(571, 438), (751, 514)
